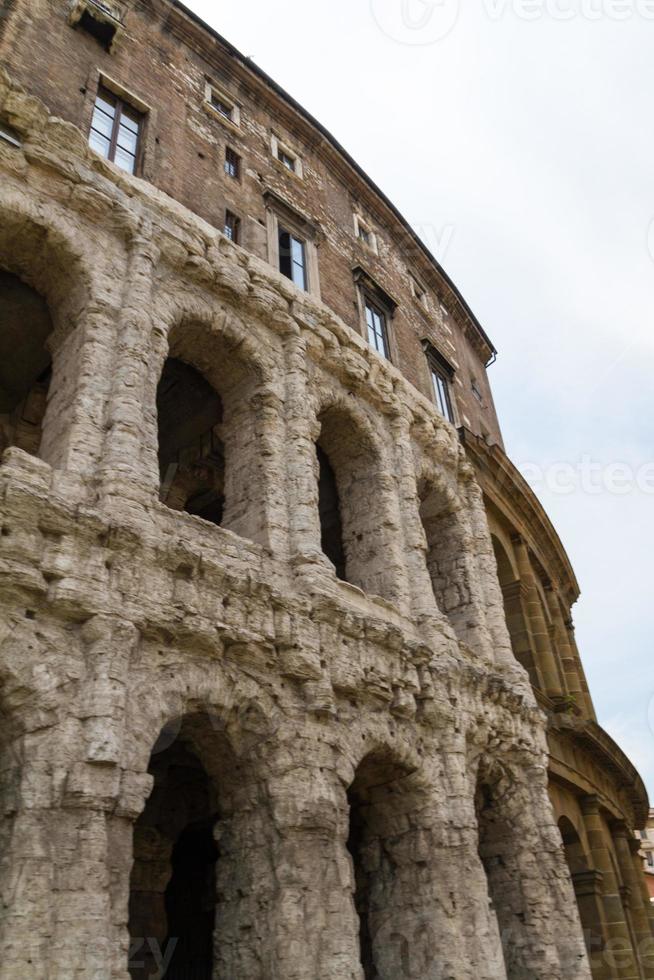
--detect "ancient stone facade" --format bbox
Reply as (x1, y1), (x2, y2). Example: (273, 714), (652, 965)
(0, 2), (650, 979)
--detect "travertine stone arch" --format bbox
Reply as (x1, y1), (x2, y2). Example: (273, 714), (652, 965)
(313, 390), (408, 605)
(474, 753), (591, 980)
(119, 664), (283, 980)
(146, 301), (284, 548)
(0, 196), (106, 476)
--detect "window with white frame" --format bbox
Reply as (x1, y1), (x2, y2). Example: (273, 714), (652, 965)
(204, 81), (241, 128)
(354, 213), (377, 253)
(365, 299), (390, 359)
(424, 342), (456, 424)
(271, 133), (303, 177)
(89, 87), (143, 174)
(264, 191), (320, 297)
(278, 228), (307, 289)
(353, 268), (395, 361)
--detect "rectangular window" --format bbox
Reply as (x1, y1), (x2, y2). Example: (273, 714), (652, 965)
(212, 94), (233, 120)
(431, 364), (454, 423)
(278, 227), (307, 290)
(89, 88), (142, 175)
(648, 853), (654, 869)
(365, 299), (390, 359)
(471, 377), (483, 403)
(224, 210), (240, 244)
(278, 149), (296, 172)
(224, 147), (240, 179)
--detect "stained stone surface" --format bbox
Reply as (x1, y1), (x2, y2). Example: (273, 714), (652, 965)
(0, 65), (593, 979)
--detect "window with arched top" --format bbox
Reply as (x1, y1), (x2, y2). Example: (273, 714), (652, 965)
(155, 319), (271, 546)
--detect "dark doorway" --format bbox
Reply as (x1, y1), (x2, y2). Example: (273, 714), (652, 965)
(317, 444), (346, 579)
(164, 820), (218, 979)
(128, 731), (218, 980)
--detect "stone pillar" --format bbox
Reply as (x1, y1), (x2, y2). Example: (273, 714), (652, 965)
(501, 578), (546, 688)
(630, 838), (654, 942)
(259, 760), (362, 980)
(613, 824), (654, 978)
(463, 475), (525, 677)
(566, 617), (598, 721)
(512, 535), (564, 699)
(545, 585), (595, 715)
(41, 300), (120, 484)
(282, 332), (325, 570)
(570, 869), (614, 980)
(387, 407), (454, 647)
(0, 736), (128, 980)
(98, 224), (161, 509)
(478, 769), (591, 979)
(581, 796), (641, 979)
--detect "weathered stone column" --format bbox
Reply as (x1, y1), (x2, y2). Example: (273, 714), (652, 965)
(501, 578), (546, 688)
(613, 823), (654, 977)
(630, 837), (654, 943)
(387, 407), (451, 644)
(545, 585), (595, 715)
(98, 222), (161, 509)
(282, 331), (326, 570)
(566, 617), (598, 721)
(569, 869), (613, 980)
(581, 796), (641, 979)
(0, 739), (126, 980)
(465, 477), (528, 677)
(480, 765), (590, 980)
(259, 757), (362, 980)
(512, 535), (564, 699)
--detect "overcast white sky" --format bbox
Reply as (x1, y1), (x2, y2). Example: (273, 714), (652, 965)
(185, 0), (654, 801)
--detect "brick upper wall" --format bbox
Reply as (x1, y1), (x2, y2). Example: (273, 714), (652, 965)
(0, 0), (503, 446)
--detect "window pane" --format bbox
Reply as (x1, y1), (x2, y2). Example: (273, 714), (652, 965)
(278, 229), (292, 280)
(89, 129), (111, 158)
(96, 93), (116, 117)
(120, 111), (139, 135)
(114, 146), (136, 174)
(91, 107), (114, 139)
(117, 124), (138, 154)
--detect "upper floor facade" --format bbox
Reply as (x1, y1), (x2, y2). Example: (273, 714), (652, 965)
(0, 0), (503, 448)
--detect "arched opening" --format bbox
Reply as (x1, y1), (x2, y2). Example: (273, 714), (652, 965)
(316, 403), (396, 599)
(316, 443), (346, 580)
(157, 357), (225, 526)
(491, 534), (542, 687)
(558, 816), (605, 960)
(155, 319), (270, 545)
(346, 750), (425, 979)
(0, 272), (53, 458)
(127, 712), (261, 980)
(128, 722), (219, 979)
